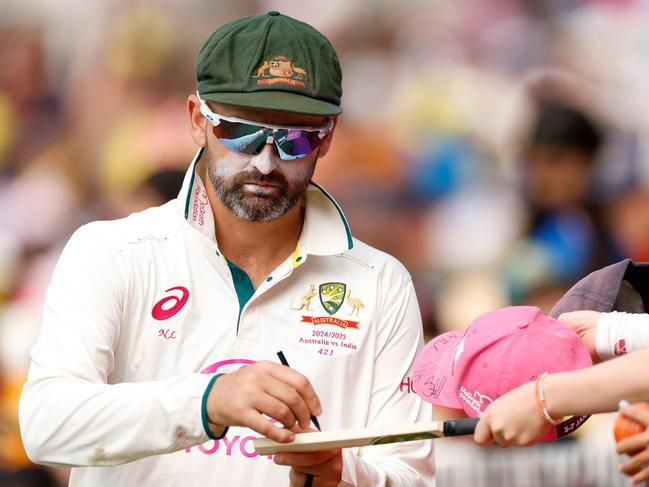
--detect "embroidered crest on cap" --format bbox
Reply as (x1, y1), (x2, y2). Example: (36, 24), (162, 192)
(253, 56), (307, 87)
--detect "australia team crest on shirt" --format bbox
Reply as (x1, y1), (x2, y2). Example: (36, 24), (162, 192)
(319, 282), (345, 315)
(291, 282), (366, 357)
(293, 282), (364, 329)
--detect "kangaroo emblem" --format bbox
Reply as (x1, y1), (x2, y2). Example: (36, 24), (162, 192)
(292, 285), (317, 311)
(252, 56), (308, 81)
(346, 290), (365, 316)
(252, 61), (271, 77)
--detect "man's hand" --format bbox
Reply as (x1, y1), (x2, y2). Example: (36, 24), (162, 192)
(558, 311), (601, 363)
(205, 360), (322, 443)
(274, 447), (343, 487)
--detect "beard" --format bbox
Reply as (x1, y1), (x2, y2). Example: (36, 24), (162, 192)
(206, 148), (316, 222)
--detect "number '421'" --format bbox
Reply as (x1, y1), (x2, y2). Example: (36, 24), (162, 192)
(318, 348), (333, 356)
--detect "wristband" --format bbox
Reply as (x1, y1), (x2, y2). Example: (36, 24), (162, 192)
(534, 372), (561, 426)
(596, 311), (649, 360)
(202, 373), (229, 440)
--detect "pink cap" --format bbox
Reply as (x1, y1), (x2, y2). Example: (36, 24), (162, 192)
(413, 306), (592, 440)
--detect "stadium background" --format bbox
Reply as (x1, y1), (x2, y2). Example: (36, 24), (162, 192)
(2, 0), (649, 485)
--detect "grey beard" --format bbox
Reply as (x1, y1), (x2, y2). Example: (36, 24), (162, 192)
(211, 176), (303, 222)
(203, 140), (317, 222)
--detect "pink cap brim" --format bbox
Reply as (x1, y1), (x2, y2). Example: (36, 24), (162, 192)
(413, 330), (465, 409)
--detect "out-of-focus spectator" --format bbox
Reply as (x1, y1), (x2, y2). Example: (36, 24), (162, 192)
(606, 190), (649, 262)
(0, 23), (64, 176)
(504, 96), (623, 308)
(0, 1), (648, 484)
(0, 467), (58, 487)
(121, 168), (186, 215)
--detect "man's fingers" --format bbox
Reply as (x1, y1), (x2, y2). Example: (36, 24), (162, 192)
(255, 394), (299, 430)
(282, 452), (343, 482)
(244, 412), (295, 443)
(263, 362), (322, 416)
(274, 449), (340, 467)
(279, 448), (343, 486)
(288, 469), (307, 487)
(205, 361), (321, 439)
(263, 376), (313, 429)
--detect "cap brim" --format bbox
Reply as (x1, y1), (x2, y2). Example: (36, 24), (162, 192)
(199, 91), (342, 116)
(412, 330), (465, 409)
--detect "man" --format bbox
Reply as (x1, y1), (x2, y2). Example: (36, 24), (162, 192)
(19, 12), (433, 486)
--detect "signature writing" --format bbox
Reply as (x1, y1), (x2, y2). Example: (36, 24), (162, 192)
(422, 375), (447, 398)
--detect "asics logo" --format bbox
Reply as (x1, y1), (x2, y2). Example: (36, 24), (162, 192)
(151, 286), (189, 320)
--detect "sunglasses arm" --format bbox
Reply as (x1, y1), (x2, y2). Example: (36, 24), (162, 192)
(197, 94), (333, 137)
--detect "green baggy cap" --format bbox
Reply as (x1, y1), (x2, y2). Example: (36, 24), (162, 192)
(196, 11), (342, 116)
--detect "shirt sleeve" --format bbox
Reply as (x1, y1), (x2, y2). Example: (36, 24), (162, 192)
(339, 270), (435, 486)
(19, 225), (214, 467)
(596, 311), (649, 360)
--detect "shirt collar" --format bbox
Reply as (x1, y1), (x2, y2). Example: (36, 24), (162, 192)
(177, 148), (353, 259)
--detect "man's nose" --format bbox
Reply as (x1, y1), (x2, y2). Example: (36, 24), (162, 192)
(249, 142), (279, 174)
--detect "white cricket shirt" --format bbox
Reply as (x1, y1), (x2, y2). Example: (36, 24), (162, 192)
(19, 149), (434, 486)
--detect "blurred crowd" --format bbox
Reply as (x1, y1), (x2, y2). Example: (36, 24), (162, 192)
(2, 0), (649, 484)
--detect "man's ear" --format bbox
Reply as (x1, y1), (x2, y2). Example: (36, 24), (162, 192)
(188, 94), (208, 148)
(316, 116), (338, 158)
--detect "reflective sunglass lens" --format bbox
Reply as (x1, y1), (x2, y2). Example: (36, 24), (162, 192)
(212, 120), (322, 160)
(212, 121), (267, 155)
(274, 130), (320, 160)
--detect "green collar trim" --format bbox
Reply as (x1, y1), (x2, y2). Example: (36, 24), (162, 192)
(309, 181), (353, 250)
(227, 260), (255, 334)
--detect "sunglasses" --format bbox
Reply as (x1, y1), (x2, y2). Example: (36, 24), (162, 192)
(198, 95), (333, 161)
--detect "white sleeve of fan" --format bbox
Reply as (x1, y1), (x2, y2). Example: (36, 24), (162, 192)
(596, 311), (649, 360)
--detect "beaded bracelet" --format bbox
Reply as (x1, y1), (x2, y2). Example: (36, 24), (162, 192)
(534, 372), (561, 426)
